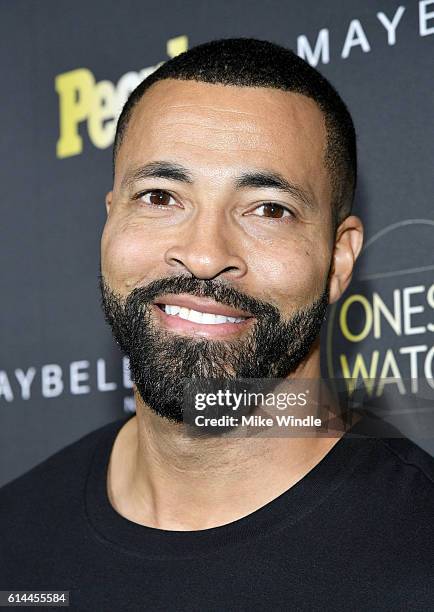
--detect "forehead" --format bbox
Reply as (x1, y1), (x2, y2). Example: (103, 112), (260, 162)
(115, 79), (329, 199)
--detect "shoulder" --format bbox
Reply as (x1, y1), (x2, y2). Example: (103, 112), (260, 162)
(0, 416), (128, 582)
(0, 417), (125, 522)
(348, 433), (434, 521)
(346, 411), (434, 489)
(376, 436), (434, 486)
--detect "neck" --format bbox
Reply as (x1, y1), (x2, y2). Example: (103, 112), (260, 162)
(107, 350), (344, 531)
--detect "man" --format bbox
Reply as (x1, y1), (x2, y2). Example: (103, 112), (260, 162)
(1, 38), (433, 611)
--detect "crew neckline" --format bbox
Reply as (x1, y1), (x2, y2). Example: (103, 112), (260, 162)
(84, 414), (372, 560)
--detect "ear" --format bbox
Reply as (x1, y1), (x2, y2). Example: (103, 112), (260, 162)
(328, 215), (364, 304)
(105, 191), (113, 216)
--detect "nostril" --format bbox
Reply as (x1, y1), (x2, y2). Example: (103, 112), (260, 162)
(222, 266), (241, 274)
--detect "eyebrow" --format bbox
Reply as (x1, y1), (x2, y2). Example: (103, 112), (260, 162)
(121, 160), (316, 211)
(121, 161), (193, 188)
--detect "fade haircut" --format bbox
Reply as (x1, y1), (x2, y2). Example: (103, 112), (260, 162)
(113, 38), (357, 230)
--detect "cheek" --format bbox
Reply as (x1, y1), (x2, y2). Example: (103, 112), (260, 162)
(101, 221), (161, 291)
(249, 239), (328, 311)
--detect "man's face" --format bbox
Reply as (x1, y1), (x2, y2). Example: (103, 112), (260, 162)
(100, 79), (335, 422)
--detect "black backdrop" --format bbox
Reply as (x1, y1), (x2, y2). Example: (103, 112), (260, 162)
(1, 0), (433, 486)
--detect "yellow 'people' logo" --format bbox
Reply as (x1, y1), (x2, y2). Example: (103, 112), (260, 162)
(55, 35), (188, 158)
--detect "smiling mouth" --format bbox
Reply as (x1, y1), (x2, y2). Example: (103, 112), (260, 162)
(156, 303), (251, 325)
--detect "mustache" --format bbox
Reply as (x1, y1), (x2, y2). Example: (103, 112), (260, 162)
(100, 274), (282, 322)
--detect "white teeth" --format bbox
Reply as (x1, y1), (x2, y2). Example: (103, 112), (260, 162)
(213, 315), (229, 324)
(202, 312), (218, 324)
(179, 307), (190, 320)
(162, 304), (246, 325)
(165, 305), (181, 316)
(187, 309), (203, 324)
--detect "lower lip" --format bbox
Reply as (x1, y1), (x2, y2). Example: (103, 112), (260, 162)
(152, 304), (255, 338)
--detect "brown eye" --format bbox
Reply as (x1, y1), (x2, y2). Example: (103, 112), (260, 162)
(254, 203), (292, 219)
(139, 190), (176, 207)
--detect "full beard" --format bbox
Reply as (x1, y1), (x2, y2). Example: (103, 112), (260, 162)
(99, 272), (330, 423)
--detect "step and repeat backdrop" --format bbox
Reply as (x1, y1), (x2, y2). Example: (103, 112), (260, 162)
(1, 0), (433, 485)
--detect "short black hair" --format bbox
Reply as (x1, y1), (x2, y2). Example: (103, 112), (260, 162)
(113, 37), (357, 229)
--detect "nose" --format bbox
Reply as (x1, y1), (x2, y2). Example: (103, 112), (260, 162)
(163, 210), (248, 280)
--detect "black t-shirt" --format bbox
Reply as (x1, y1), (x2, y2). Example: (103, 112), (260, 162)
(1, 414), (433, 611)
